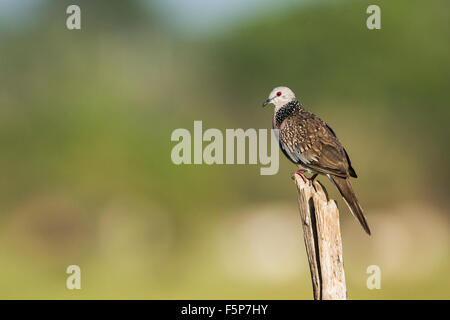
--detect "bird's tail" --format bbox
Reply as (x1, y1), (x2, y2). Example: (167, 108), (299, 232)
(329, 175), (371, 235)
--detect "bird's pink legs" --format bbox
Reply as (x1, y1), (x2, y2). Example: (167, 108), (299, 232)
(309, 173), (318, 185)
(292, 171), (318, 185)
(292, 170), (308, 183)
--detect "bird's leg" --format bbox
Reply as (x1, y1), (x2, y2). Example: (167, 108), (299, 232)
(308, 173), (318, 185)
(291, 170), (308, 183)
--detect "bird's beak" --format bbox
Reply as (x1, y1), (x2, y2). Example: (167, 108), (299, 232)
(262, 98), (271, 107)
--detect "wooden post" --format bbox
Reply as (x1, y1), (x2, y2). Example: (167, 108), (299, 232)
(293, 174), (347, 300)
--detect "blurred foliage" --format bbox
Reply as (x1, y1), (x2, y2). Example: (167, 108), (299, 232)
(0, 0), (448, 299)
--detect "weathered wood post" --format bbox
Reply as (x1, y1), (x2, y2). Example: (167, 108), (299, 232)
(293, 174), (347, 300)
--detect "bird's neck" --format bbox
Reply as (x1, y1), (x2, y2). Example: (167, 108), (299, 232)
(274, 100), (302, 128)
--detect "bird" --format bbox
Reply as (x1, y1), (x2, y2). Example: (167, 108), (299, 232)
(263, 86), (371, 235)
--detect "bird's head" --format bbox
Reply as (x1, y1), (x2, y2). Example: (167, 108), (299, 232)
(262, 86), (296, 110)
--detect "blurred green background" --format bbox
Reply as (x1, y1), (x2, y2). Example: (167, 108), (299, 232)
(0, 0), (448, 299)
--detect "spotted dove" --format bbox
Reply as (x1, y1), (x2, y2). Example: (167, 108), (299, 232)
(263, 86), (371, 235)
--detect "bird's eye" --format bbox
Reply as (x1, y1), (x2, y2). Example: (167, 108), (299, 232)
(276, 91), (282, 97)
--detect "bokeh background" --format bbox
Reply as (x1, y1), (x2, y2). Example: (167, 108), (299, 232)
(0, 0), (448, 299)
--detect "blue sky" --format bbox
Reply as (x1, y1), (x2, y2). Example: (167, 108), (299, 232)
(0, 0), (302, 34)
(151, 0), (299, 34)
(0, 0), (45, 16)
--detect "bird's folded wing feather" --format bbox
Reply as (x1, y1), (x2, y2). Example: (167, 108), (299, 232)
(280, 112), (349, 177)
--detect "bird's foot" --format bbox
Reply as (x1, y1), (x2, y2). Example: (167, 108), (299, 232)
(291, 170), (308, 183)
(308, 174), (318, 186)
(291, 171), (318, 185)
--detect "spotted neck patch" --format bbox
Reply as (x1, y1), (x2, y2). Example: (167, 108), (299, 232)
(275, 100), (302, 128)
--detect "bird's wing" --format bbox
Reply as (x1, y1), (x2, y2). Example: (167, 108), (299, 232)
(274, 128), (302, 164)
(325, 123), (357, 178)
(279, 111), (350, 177)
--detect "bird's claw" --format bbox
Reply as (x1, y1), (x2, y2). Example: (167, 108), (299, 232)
(308, 174), (318, 186)
(291, 170), (308, 183)
(291, 171), (318, 185)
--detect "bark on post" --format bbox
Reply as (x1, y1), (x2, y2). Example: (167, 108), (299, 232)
(293, 174), (347, 300)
